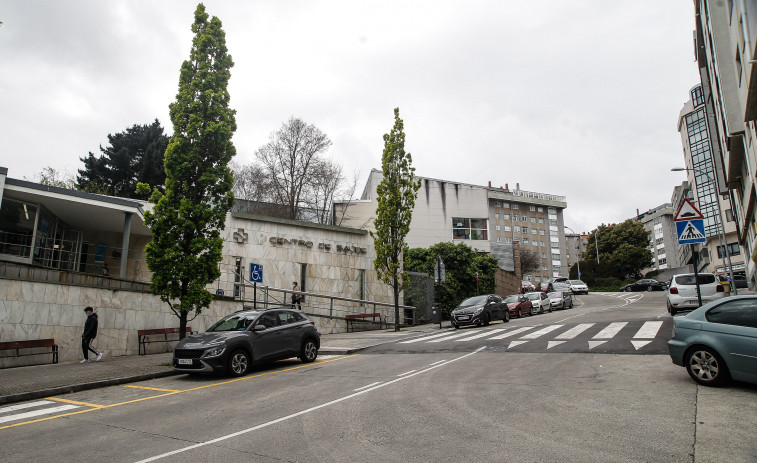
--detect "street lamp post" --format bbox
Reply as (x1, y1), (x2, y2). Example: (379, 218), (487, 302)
(671, 167), (738, 295)
(564, 225), (581, 279)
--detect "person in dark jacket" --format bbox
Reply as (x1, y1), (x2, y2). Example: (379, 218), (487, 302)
(81, 306), (102, 363)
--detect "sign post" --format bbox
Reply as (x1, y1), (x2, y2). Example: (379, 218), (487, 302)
(249, 264), (263, 310)
(674, 199), (706, 307)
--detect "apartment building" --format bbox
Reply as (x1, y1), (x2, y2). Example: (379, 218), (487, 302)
(635, 204), (680, 273)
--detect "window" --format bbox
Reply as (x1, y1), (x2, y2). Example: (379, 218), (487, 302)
(503, 202), (510, 208)
(716, 243), (741, 258)
(514, 226), (521, 233)
(504, 238), (512, 244)
(495, 225), (500, 231)
(523, 239), (529, 245)
(504, 226), (512, 232)
(233, 257), (243, 298)
(541, 253), (547, 258)
(494, 201), (500, 207)
(658, 258), (667, 266)
(539, 230), (545, 236)
(522, 227), (528, 234)
(256, 312), (278, 329)
(531, 229), (537, 235)
(452, 217), (488, 240)
(496, 237), (501, 243)
(529, 206), (536, 212)
(0, 199), (39, 259)
(495, 213), (499, 219)
(530, 217), (536, 223)
(503, 214), (510, 220)
(706, 300), (757, 328)
(512, 204), (519, 209)
(537, 207), (543, 213)
(538, 218), (544, 224)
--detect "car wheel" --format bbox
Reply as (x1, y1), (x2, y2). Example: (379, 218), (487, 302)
(646, 286), (653, 292)
(483, 313), (491, 326)
(670, 306), (677, 316)
(685, 347), (730, 387)
(518, 308), (523, 318)
(454, 324), (460, 329)
(228, 349), (250, 377)
(503, 310), (510, 323)
(300, 338), (318, 363)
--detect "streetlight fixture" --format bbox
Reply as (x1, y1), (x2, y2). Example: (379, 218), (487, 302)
(564, 225), (581, 279)
(671, 167), (738, 295)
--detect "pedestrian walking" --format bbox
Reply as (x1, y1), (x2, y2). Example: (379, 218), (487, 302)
(291, 281), (302, 310)
(80, 306), (102, 363)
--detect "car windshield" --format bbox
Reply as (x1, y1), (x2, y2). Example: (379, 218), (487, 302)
(207, 312), (261, 332)
(459, 295), (489, 307)
(675, 274), (716, 285)
(504, 296), (520, 303)
(553, 283), (569, 290)
(569, 280), (584, 285)
(526, 293), (540, 300)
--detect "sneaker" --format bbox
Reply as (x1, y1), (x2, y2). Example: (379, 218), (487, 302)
(96, 353), (103, 362)
(80, 359), (88, 364)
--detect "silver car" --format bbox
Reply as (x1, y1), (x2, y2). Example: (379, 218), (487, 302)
(568, 280), (588, 295)
(668, 296), (757, 386)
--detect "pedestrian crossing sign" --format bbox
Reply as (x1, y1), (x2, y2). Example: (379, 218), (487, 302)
(676, 219), (706, 244)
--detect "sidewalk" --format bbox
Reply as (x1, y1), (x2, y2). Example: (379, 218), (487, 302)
(0, 323), (444, 405)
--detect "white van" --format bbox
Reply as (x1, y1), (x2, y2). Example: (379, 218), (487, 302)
(667, 273), (725, 315)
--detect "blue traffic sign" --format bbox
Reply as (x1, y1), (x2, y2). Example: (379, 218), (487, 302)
(249, 263), (263, 283)
(676, 219), (707, 244)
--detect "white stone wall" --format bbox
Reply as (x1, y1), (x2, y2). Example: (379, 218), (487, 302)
(0, 279), (242, 367)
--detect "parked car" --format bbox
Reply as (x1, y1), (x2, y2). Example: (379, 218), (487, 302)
(538, 282), (554, 293)
(721, 274), (748, 289)
(525, 291), (550, 314)
(548, 290), (573, 310)
(668, 296), (757, 386)
(667, 273), (725, 315)
(521, 281), (536, 293)
(552, 282), (573, 296)
(620, 279), (665, 292)
(173, 308), (320, 377)
(503, 294), (534, 318)
(451, 294), (510, 328)
(549, 277), (569, 284)
(567, 280), (589, 295)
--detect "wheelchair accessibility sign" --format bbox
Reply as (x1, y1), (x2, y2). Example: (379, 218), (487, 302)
(249, 263), (263, 283)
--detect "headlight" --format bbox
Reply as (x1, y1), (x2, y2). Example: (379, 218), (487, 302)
(203, 346), (226, 357)
(474, 307), (484, 314)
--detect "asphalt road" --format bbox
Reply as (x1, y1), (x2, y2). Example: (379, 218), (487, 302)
(1, 292), (756, 462)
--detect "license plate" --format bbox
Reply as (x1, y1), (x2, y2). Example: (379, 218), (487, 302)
(688, 300), (698, 305)
(458, 316), (470, 321)
(178, 358), (192, 365)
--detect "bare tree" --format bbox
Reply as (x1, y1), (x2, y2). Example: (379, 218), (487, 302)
(255, 117), (332, 219)
(519, 249), (540, 276)
(230, 161), (271, 202)
(304, 158), (344, 224)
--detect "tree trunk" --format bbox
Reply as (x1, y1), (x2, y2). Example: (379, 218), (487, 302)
(393, 277), (400, 332)
(178, 311), (189, 340)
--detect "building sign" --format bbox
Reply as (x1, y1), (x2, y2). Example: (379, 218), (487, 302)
(267, 236), (367, 254)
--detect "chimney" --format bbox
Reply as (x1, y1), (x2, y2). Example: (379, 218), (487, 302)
(505, 183), (508, 190)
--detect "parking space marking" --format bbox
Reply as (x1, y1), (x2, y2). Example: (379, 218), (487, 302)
(0, 354), (358, 431)
(124, 385), (183, 393)
(135, 348), (485, 463)
(46, 397), (104, 408)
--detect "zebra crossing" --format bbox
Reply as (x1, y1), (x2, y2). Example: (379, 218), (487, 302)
(0, 400), (80, 425)
(395, 320), (670, 354)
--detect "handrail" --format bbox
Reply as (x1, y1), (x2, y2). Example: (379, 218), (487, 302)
(252, 284), (415, 310)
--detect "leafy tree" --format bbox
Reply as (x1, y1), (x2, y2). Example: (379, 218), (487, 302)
(582, 219), (652, 280)
(142, 3), (236, 340)
(371, 108), (421, 330)
(26, 166), (76, 189)
(406, 242), (498, 316)
(77, 119), (169, 198)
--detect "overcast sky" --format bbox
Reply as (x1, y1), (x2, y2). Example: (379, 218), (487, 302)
(1, 1), (700, 233)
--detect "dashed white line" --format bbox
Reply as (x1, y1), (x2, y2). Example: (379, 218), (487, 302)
(353, 382), (382, 392)
(397, 370), (417, 377)
(428, 360), (446, 366)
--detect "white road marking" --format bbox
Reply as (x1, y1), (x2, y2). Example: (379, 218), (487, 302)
(486, 326), (535, 340)
(135, 348), (484, 463)
(0, 405), (78, 424)
(317, 355), (341, 360)
(0, 400), (54, 414)
(396, 370), (417, 377)
(508, 340), (529, 349)
(455, 328), (508, 342)
(631, 340), (653, 350)
(520, 324), (564, 340)
(592, 322), (627, 339)
(399, 331), (456, 344)
(353, 382), (382, 392)
(428, 360), (446, 366)
(555, 323), (595, 340)
(656, 312), (668, 319)
(427, 331), (477, 343)
(547, 341), (566, 349)
(633, 321), (663, 339)
(588, 341), (608, 349)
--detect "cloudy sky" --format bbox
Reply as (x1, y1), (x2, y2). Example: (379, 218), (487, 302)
(1, 1), (700, 233)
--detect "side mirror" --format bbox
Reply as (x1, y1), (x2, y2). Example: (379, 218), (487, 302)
(253, 324), (267, 331)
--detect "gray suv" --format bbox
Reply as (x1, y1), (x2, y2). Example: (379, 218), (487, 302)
(173, 308), (320, 377)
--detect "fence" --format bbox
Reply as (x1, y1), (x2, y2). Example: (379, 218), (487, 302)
(236, 281), (416, 331)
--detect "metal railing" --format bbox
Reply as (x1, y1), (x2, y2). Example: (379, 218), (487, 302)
(236, 282), (416, 329)
(0, 261), (151, 292)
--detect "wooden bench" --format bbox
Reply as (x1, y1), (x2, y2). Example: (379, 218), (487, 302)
(0, 339), (58, 364)
(345, 313), (384, 332)
(138, 327), (192, 355)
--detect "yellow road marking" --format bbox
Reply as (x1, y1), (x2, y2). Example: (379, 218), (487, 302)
(46, 397), (103, 408)
(0, 354), (357, 431)
(124, 385), (183, 393)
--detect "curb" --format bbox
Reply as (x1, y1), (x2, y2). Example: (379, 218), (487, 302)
(0, 369), (178, 406)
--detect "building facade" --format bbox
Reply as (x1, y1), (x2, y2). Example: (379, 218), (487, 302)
(634, 204), (680, 273)
(565, 233), (588, 277)
(691, 1), (757, 286)
(334, 169), (569, 281)
(677, 84), (746, 278)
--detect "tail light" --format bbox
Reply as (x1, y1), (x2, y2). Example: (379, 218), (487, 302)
(310, 321), (315, 325)
(669, 287), (678, 294)
(716, 284), (724, 292)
